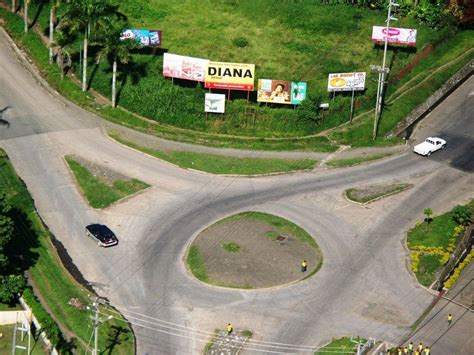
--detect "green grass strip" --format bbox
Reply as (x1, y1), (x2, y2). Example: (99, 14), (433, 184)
(326, 153), (393, 168)
(0, 149), (134, 354)
(109, 133), (317, 175)
(65, 156), (149, 208)
(187, 246), (208, 282)
(345, 183), (411, 204)
(316, 337), (365, 355)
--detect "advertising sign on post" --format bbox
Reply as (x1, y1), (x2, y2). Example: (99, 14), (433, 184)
(205, 93), (226, 113)
(163, 53), (209, 82)
(205, 62), (255, 91)
(327, 72), (366, 92)
(371, 26), (417, 45)
(120, 29), (162, 46)
(257, 80), (307, 105)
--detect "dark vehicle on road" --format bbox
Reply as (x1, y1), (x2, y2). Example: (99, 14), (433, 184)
(85, 224), (118, 247)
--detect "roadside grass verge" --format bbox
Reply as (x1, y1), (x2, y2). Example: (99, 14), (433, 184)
(0, 149), (134, 354)
(326, 153), (394, 168)
(407, 201), (474, 287)
(0, 302), (22, 311)
(65, 155), (149, 209)
(345, 183), (411, 204)
(0, 324), (46, 354)
(316, 337), (365, 355)
(109, 133), (317, 175)
(187, 246), (208, 282)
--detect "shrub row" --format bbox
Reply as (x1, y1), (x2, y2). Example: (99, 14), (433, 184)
(22, 287), (70, 353)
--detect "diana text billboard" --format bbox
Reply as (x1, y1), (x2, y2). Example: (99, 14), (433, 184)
(205, 62), (255, 91)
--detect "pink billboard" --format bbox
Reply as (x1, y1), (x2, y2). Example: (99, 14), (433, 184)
(372, 26), (417, 45)
(163, 53), (209, 82)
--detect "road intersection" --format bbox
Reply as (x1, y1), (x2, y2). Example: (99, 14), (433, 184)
(1, 28), (473, 354)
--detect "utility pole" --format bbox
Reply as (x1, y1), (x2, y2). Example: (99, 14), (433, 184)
(89, 297), (112, 355)
(371, 0), (399, 140)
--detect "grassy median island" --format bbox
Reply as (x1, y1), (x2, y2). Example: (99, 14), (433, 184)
(407, 201), (473, 287)
(65, 155), (149, 208)
(0, 149), (134, 354)
(187, 212), (322, 288)
(326, 153), (395, 168)
(315, 337), (367, 355)
(109, 133), (317, 175)
(345, 183), (412, 204)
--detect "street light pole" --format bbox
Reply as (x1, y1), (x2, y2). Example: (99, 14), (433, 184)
(372, 0), (399, 140)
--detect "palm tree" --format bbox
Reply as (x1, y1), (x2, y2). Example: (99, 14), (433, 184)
(96, 21), (137, 107)
(23, 0), (31, 33)
(12, 0), (16, 12)
(59, 0), (121, 92)
(49, 0), (62, 64)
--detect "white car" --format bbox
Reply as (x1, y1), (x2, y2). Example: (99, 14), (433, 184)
(413, 137), (446, 156)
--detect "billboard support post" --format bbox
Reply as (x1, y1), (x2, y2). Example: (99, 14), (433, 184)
(227, 89), (231, 101)
(350, 88), (355, 123)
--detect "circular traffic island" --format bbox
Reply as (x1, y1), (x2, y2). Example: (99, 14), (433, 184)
(186, 212), (322, 289)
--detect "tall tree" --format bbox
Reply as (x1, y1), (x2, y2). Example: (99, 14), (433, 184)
(0, 193), (13, 271)
(59, 0), (121, 92)
(96, 21), (137, 107)
(23, 0), (31, 33)
(49, 0), (62, 64)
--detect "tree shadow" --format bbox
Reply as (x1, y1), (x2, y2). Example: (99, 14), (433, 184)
(29, 1), (45, 30)
(0, 106), (11, 128)
(115, 61), (148, 105)
(87, 63), (100, 91)
(5, 207), (40, 275)
(102, 325), (131, 355)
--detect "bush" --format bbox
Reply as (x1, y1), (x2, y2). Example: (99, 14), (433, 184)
(22, 288), (70, 353)
(232, 36), (249, 48)
(0, 275), (26, 304)
(452, 205), (472, 226)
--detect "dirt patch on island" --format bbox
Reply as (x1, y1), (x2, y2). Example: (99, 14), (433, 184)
(191, 218), (321, 288)
(68, 154), (129, 185)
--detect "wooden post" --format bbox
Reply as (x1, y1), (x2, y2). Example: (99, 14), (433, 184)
(227, 89), (231, 101)
(350, 89), (355, 123)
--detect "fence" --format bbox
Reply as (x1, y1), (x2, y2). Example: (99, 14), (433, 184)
(432, 223), (473, 290)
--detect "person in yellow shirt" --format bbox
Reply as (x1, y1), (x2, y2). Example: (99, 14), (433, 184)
(424, 347), (430, 354)
(226, 323), (233, 335)
(408, 342), (414, 354)
(447, 313), (453, 326)
(403, 347), (408, 354)
(301, 260), (307, 272)
(418, 343), (423, 352)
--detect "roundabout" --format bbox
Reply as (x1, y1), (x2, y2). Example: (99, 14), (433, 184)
(187, 211), (322, 289)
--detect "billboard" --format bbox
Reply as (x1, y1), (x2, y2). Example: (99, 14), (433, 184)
(205, 62), (255, 91)
(163, 53), (209, 82)
(257, 80), (307, 105)
(120, 29), (162, 46)
(205, 93), (226, 113)
(327, 72), (366, 92)
(371, 26), (417, 45)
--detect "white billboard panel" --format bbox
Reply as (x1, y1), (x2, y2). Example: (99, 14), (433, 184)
(163, 53), (209, 82)
(372, 26), (417, 45)
(205, 93), (226, 113)
(327, 72), (366, 92)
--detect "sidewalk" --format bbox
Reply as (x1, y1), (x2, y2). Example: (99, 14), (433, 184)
(402, 263), (474, 354)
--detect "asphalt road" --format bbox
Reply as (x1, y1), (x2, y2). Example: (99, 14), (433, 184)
(1, 28), (473, 354)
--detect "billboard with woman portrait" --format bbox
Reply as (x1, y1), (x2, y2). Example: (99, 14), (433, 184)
(257, 79), (307, 105)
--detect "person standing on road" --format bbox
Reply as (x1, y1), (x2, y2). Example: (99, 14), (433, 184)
(403, 347), (408, 354)
(424, 346), (430, 354)
(417, 343), (423, 353)
(301, 260), (307, 272)
(447, 313), (453, 326)
(408, 342), (414, 354)
(227, 323), (233, 335)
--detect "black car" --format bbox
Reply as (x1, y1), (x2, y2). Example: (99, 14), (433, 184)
(85, 224), (118, 247)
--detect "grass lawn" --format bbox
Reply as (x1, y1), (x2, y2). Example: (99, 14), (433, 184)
(65, 155), (149, 208)
(0, 324), (47, 354)
(0, 303), (22, 311)
(316, 337), (365, 355)
(407, 211), (458, 249)
(1, 1), (472, 149)
(326, 153), (394, 168)
(110, 133), (317, 174)
(345, 183), (411, 204)
(0, 149), (134, 354)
